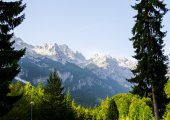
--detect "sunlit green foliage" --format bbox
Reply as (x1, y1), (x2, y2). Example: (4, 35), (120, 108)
(165, 80), (170, 99)
(163, 80), (170, 120)
(65, 90), (75, 120)
(113, 94), (132, 119)
(2, 79), (170, 120)
(1, 81), (44, 120)
(129, 96), (153, 120)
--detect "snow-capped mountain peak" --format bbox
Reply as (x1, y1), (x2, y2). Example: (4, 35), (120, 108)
(116, 57), (137, 70)
(59, 44), (77, 60)
(13, 36), (136, 88)
(89, 53), (116, 68)
(33, 43), (57, 56)
(12, 36), (34, 55)
(13, 36), (86, 65)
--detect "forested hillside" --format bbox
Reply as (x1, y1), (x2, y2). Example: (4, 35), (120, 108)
(1, 79), (170, 120)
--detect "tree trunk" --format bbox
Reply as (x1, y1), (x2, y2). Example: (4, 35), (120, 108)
(152, 87), (160, 120)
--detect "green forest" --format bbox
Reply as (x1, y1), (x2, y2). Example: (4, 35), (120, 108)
(1, 74), (170, 120)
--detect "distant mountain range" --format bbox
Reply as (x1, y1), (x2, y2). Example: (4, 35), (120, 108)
(12, 36), (136, 106)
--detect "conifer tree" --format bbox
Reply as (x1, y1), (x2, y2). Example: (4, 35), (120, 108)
(107, 99), (119, 120)
(41, 70), (66, 120)
(65, 90), (75, 120)
(0, 0), (26, 117)
(129, 0), (169, 119)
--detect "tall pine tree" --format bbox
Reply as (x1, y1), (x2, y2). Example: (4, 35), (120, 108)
(129, 0), (168, 119)
(41, 70), (66, 120)
(107, 99), (119, 120)
(0, 0), (26, 117)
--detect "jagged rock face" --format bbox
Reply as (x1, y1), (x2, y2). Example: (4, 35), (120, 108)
(13, 36), (137, 106)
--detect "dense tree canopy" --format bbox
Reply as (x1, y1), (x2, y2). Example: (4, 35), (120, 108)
(0, 0), (26, 117)
(40, 70), (66, 120)
(3, 81), (170, 120)
(128, 0), (169, 119)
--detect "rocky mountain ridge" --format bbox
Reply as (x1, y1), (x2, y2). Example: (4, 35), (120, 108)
(13, 36), (136, 106)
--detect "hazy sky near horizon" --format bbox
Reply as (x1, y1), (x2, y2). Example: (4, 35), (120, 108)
(14, 0), (170, 59)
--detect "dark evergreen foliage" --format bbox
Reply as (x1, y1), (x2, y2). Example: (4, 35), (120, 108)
(40, 70), (66, 120)
(128, 0), (169, 118)
(5, 82), (170, 119)
(0, 0), (26, 117)
(107, 99), (119, 120)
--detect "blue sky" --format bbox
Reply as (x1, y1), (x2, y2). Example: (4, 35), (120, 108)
(14, 0), (170, 59)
